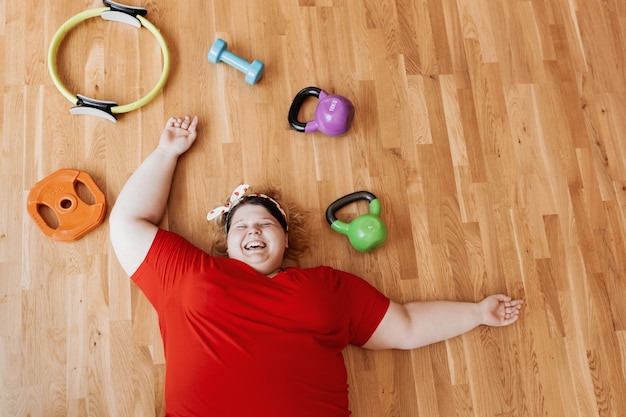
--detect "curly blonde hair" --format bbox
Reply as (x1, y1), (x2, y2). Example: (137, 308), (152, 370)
(209, 187), (311, 265)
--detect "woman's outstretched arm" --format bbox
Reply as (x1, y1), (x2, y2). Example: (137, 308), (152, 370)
(362, 294), (523, 350)
(110, 115), (199, 276)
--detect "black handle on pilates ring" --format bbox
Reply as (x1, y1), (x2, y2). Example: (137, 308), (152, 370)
(325, 191), (378, 225)
(104, 0), (148, 17)
(288, 86), (322, 132)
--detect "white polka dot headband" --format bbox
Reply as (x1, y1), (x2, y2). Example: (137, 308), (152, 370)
(206, 184), (287, 226)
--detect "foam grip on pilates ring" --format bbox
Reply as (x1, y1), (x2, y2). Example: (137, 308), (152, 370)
(325, 191), (387, 253)
(288, 87), (355, 136)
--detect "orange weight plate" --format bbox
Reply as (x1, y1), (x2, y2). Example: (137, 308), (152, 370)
(27, 169), (106, 241)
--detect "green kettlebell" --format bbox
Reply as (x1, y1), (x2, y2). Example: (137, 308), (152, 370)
(325, 191), (388, 253)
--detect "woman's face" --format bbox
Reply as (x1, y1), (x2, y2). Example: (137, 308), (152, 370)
(226, 204), (288, 276)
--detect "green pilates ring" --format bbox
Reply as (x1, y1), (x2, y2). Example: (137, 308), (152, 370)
(47, 1), (170, 122)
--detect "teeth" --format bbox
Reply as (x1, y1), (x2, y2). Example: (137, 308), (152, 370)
(245, 241), (266, 250)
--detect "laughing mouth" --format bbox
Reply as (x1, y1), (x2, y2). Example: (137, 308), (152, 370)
(244, 241), (266, 250)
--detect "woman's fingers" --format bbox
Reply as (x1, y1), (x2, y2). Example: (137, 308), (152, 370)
(167, 116), (196, 131)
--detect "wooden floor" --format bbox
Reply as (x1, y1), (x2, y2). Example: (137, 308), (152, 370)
(2, 0), (626, 415)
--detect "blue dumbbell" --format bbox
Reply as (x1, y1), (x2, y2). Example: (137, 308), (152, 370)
(208, 38), (265, 85)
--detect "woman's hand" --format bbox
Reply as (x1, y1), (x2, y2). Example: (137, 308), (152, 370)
(158, 115), (199, 157)
(479, 294), (524, 327)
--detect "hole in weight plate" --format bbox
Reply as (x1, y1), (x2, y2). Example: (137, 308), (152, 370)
(38, 204), (60, 229)
(75, 181), (96, 205)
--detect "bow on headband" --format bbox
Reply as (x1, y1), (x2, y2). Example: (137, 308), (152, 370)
(206, 184), (250, 221)
(206, 184), (288, 226)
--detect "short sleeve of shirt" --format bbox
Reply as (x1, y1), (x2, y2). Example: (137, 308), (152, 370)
(326, 267), (390, 346)
(132, 229), (209, 311)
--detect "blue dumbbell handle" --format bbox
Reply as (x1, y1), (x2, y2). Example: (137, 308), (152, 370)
(219, 51), (251, 74)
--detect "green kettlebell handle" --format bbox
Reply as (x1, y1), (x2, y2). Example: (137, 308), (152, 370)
(326, 191), (380, 229)
(325, 191), (387, 252)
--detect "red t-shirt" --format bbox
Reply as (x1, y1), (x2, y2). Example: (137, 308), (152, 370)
(132, 229), (390, 417)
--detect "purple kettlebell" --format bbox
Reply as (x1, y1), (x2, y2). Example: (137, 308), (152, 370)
(288, 87), (355, 137)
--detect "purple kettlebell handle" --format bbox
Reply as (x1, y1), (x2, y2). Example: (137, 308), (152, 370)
(288, 86), (323, 133)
